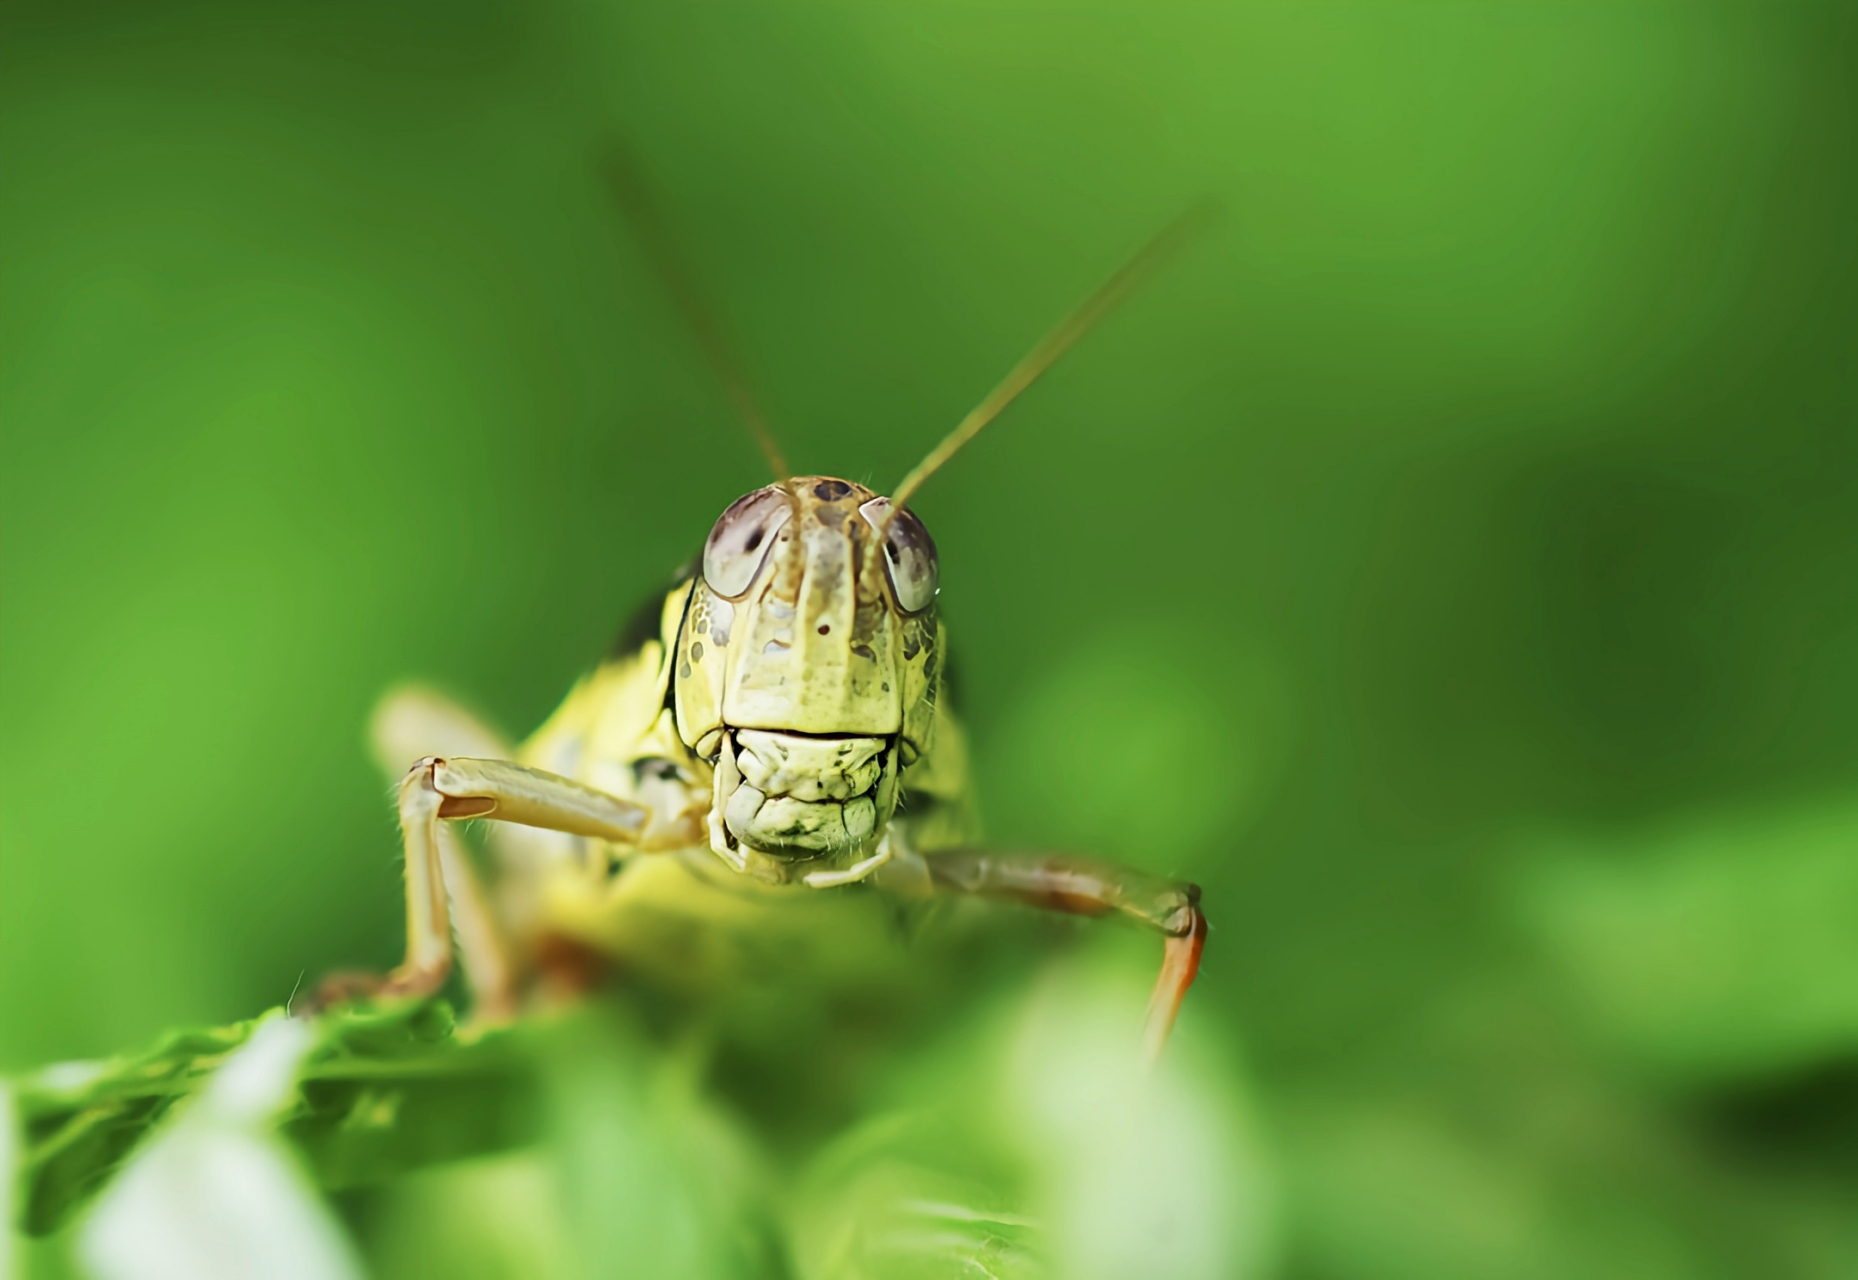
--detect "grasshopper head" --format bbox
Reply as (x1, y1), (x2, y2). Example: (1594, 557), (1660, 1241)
(624, 191), (1199, 884)
(673, 476), (941, 884)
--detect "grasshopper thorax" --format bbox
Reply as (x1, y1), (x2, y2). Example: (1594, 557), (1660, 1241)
(672, 477), (942, 885)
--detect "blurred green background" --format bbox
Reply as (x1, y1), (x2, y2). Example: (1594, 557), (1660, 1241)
(4, 1), (1857, 1276)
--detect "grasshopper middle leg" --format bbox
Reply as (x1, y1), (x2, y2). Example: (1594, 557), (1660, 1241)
(923, 851), (1207, 1062)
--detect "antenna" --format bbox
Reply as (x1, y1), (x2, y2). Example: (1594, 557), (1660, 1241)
(886, 203), (1216, 518)
(602, 141), (792, 482)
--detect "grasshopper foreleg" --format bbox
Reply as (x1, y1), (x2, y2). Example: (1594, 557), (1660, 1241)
(366, 689), (523, 1019)
(923, 851), (1206, 1062)
(305, 726), (652, 1018)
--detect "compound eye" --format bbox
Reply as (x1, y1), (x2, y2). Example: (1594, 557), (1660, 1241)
(703, 486), (792, 599)
(860, 497), (939, 614)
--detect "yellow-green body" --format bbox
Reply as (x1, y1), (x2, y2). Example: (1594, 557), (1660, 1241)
(323, 202), (1213, 1053)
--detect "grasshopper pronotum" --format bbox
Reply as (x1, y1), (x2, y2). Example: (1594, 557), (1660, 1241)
(310, 161), (1210, 1061)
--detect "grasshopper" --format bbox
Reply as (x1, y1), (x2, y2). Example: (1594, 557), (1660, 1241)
(311, 166), (1209, 1061)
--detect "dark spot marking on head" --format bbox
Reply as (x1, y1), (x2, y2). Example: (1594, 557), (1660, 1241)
(881, 681), (891, 693)
(691, 642), (705, 661)
(817, 624), (830, 635)
(744, 527), (764, 553)
(814, 479), (853, 501)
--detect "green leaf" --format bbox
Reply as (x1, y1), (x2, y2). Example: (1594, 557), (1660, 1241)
(9, 1000), (539, 1236)
(793, 1112), (1047, 1280)
(790, 944), (1274, 1280)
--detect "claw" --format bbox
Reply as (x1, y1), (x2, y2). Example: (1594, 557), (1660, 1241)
(1141, 904), (1207, 1065)
(292, 963), (450, 1019)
